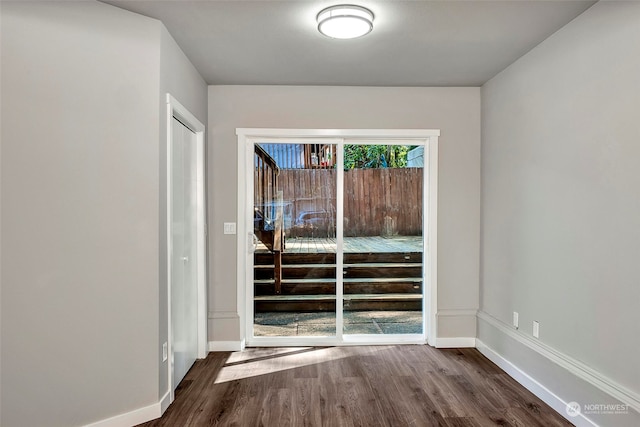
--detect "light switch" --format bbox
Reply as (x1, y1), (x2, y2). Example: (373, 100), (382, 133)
(223, 222), (236, 235)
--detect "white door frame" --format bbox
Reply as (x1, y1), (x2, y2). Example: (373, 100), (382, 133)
(166, 94), (207, 403)
(236, 128), (439, 347)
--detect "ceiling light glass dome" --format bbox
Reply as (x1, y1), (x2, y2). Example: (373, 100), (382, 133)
(317, 5), (374, 39)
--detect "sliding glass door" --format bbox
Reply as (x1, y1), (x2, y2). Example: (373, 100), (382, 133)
(253, 142), (338, 338)
(244, 134), (434, 345)
(342, 144), (423, 336)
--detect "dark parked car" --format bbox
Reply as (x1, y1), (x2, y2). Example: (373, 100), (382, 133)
(292, 210), (335, 237)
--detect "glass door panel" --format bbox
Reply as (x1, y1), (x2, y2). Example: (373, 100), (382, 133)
(253, 142), (337, 337)
(342, 144), (424, 335)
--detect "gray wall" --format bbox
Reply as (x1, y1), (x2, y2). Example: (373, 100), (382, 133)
(0, 1), (206, 425)
(480, 1), (640, 424)
(208, 86), (481, 342)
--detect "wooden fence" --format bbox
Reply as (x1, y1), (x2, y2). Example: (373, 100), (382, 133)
(275, 168), (423, 237)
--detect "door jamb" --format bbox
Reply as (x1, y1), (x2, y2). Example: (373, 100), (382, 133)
(166, 94), (207, 404)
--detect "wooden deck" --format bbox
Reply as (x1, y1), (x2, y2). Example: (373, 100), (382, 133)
(254, 236), (424, 313)
(257, 235), (423, 254)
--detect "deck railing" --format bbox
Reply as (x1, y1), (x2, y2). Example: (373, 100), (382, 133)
(254, 145), (284, 293)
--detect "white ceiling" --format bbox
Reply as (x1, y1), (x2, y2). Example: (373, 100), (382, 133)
(102, 0), (596, 86)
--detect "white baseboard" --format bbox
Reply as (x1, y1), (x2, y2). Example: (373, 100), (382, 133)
(208, 339), (245, 352)
(476, 339), (598, 427)
(436, 309), (478, 317)
(83, 399), (161, 427)
(208, 310), (240, 320)
(434, 337), (476, 348)
(159, 390), (171, 416)
(477, 311), (640, 415)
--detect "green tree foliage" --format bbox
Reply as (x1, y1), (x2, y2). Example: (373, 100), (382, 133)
(344, 145), (410, 169)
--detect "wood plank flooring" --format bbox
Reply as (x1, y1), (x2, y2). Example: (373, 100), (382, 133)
(139, 345), (573, 427)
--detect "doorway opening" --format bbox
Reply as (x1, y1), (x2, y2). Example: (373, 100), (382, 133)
(237, 129), (439, 347)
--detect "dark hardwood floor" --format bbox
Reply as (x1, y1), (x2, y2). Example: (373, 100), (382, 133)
(139, 345), (573, 427)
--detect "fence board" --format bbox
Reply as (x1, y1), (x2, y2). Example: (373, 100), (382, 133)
(271, 168), (423, 237)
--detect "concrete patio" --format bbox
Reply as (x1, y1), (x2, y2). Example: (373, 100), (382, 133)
(254, 310), (423, 336)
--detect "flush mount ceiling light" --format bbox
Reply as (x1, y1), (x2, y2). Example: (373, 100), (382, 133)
(317, 5), (374, 39)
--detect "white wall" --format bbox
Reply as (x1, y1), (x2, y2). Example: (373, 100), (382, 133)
(208, 85), (480, 343)
(0, 1), (207, 425)
(480, 1), (640, 425)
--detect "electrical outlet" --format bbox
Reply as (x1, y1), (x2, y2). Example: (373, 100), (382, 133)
(533, 321), (540, 338)
(224, 222), (236, 235)
(162, 342), (168, 362)
(513, 311), (519, 329)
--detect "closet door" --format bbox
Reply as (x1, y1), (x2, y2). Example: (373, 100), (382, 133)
(171, 117), (198, 389)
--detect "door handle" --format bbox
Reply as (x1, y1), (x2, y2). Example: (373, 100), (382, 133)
(249, 232), (257, 253)
(181, 256), (189, 262)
